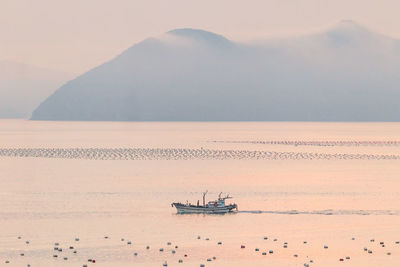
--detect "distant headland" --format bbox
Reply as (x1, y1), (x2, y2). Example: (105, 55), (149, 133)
(31, 21), (400, 121)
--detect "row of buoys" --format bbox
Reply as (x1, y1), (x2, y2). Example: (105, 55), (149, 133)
(213, 140), (400, 147)
(253, 234), (395, 266)
(0, 147), (399, 161)
(7, 234), (397, 266)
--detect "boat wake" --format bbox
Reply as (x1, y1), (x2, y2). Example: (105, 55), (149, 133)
(238, 209), (400, 216)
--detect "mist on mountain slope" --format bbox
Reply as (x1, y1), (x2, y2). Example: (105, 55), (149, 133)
(0, 61), (73, 118)
(31, 21), (400, 121)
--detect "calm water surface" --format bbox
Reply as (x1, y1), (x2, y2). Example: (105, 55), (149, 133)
(0, 120), (399, 266)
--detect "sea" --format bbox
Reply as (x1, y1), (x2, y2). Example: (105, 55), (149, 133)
(0, 120), (399, 266)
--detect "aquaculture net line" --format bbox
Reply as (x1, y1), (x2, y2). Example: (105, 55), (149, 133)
(0, 148), (399, 160)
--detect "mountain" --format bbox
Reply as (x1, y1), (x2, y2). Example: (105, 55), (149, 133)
(31, 21), (400, 121)
(0, 61), (73, 118)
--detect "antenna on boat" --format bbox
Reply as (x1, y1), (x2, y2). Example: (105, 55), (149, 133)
(203, 190), (208, 206)
(222, 193), (232, 200)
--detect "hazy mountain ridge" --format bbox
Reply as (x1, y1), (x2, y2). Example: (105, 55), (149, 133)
(0, 61), (74, 118)
(31, 21), (400, 121)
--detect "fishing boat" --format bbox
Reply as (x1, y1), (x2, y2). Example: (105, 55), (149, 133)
(171, 191), (238, 214)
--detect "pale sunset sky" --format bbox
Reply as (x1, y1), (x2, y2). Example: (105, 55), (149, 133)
(1, 0), (400, 74)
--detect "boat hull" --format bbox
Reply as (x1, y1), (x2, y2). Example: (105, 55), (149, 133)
(172, 203), (237, 214)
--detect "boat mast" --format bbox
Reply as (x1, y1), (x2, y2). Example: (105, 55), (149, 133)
(203, 190), (208, 206)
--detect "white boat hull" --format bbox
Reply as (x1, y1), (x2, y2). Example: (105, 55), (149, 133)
(172, 203), (237, 214)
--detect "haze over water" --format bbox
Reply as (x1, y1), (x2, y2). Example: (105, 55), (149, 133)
(0, 120), (399, 266)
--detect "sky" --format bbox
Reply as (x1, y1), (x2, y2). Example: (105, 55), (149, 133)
(1, 0), (400, 74)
